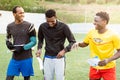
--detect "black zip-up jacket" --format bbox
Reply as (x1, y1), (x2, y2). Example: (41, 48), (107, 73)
(38, 21), (76, 56)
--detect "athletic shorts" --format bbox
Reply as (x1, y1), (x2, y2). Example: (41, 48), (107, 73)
(6, 58), (34, 77)
(89, 67), (116, 80)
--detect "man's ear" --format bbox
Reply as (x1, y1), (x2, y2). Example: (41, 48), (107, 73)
(103, 20), (107, 25)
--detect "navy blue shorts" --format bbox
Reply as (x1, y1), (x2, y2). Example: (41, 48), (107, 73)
(6, 58), (34, 76)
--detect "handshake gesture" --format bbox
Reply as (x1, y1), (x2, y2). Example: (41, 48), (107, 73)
(6, 40), (24, 53)
(71, 42), (80, 50)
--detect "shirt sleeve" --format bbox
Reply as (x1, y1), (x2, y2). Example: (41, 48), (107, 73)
(6, 25), (12, 40)
(37, 25), (44, 49)
(28, 24), (36, 37)
(64, 24), (76, 52)
(83, 34), (89, 44)
(24, 36), (36, 50)
(112, 34), (120, 49)
(23, 24), (36, 50)
(83, 30), (92, 44)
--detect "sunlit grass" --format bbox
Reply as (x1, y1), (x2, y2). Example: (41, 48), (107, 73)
(0, 34), (120, 80)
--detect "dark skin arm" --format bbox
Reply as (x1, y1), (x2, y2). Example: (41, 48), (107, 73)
(56, 49), (66, 58)
(98, 49), (120, 66)
(78, 42), (88, 47)
(56, 42), (88, 59)
(71, 42), (88, 49)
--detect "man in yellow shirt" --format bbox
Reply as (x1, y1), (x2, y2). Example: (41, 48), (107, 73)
(72, 11), (120, 80)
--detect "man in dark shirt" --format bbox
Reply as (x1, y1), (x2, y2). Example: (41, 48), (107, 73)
(36, 9), (76, 80)
(6, 6), (36, 80)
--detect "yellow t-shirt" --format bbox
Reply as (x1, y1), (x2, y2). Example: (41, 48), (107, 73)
(84, 29), (120, 69)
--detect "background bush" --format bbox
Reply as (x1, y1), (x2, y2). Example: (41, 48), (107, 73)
(1, 0), (120, 23)
(0, 0), (46, 13)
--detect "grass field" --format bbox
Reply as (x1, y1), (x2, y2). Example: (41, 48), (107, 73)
(0, 34), (120, 80)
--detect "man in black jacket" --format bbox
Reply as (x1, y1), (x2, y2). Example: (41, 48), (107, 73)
(36, 9), (76, 80)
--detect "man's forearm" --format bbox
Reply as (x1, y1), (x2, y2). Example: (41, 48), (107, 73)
(78, 42), (88, 47)
(107, 50), (120, 63)
(65, 41), (76, 52)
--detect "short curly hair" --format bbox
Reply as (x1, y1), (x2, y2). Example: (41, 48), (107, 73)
(96, 11), (109, 24)
(45, 9), (56, 18)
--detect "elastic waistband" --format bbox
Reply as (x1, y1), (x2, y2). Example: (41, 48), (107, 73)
(45, 55), (64, 59)
(45, 55), (57, 59)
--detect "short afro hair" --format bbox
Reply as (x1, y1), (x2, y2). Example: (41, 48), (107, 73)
(96, 11), (110, 24)
(45, 9), (56, 18)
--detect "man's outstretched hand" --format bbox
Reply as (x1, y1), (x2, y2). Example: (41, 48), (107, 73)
(71, 42), (79, 50)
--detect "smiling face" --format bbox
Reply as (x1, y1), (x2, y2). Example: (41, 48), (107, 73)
(93, 16), (107, 30)
(45, 9), (57, 27)
(93, 11), (109, 32)
(46, 16), (57, 27)
(13, 7), (24, 24)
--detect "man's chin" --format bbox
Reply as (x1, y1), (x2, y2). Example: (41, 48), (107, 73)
(95, 26), (98, 30)
(17, 19), (24, 24)
(49, 25), (54, 27)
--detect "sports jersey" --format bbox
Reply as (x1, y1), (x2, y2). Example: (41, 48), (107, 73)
(6, 21), (36, 60)
(84, 29), (120, 69)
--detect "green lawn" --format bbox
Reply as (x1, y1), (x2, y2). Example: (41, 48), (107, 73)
(0, 34), (120, 80)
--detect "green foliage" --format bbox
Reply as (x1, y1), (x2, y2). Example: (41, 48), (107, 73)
(23, 6), (46, 13)
(86, 0), (96, 4)
(45, 0), (79, 3)
(57, 12), (84, 23)
(0, 0), (46, 13)
(1, 0), (120, 23)
(43, 0), (120, 4)
(96, 0), (106, 4)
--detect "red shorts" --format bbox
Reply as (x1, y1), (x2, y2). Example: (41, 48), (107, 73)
(89, 67), (116, 80)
